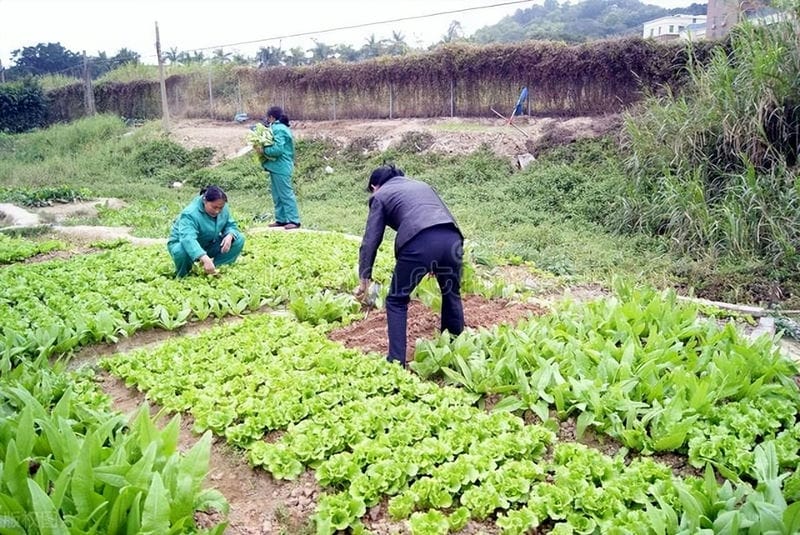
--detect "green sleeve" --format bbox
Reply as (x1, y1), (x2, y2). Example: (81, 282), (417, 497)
(177, 213), (206, 260)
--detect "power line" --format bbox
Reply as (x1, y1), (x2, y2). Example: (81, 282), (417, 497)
(180, 0), (532, 54)
(7, 0), (532, 74)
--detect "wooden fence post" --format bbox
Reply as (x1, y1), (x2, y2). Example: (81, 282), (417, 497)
(208, 67), (214, 116)
(450, 79), (455, 117)
(155, 22), (170, 132)
(82, 51), (96, 116)
(388, 82), (393, 119)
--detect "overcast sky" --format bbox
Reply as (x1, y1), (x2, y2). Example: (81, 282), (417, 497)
(0, 0), (699, 67)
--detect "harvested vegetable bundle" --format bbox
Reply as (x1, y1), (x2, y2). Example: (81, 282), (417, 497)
(247, 123), (274, 164)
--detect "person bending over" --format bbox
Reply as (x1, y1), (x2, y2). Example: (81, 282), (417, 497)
(356, 164), (465, 366)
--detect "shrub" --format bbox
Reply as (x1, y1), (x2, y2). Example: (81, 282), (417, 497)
(392, 131), (435, 153)
(130, 139), (214, 179)
(0, 78), (47, 134)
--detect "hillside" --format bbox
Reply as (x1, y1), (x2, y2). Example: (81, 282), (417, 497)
(472, 0), (707, 43)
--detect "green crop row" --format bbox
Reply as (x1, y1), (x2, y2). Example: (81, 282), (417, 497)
(413, 281), (800, 479)
(0, 357), (227, 533)
(0, 234), (66, 264)
(0, 232), (393, 363)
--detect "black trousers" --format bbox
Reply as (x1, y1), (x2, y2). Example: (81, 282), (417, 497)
(386, 224), (464, 365)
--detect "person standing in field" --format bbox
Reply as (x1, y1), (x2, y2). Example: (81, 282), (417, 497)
(356, 164), (465, 367)
(254, 105), (301, 230)
(167, 185), (245, 277)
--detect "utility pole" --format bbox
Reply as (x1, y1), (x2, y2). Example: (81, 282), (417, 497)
(82, 51), (96, 116)
(207, 66), (214, 117)
(155, 21), (170, 132)
(0, 59), (5, 83)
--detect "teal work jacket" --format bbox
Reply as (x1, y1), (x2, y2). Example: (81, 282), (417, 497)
(261, 122), (295, 176)
(167, 196), (240, 261)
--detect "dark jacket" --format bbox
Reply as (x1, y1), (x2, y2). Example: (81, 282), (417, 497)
(358, 176), (462, 279)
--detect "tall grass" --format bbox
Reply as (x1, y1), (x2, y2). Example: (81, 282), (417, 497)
(622, 6), (800, 277)
(37, 74), (82, 91)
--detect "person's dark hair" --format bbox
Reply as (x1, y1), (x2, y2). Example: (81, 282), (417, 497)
(200, 185), (227, 202)
(367, 164), (404, 192)
(266, 105), (290, 127)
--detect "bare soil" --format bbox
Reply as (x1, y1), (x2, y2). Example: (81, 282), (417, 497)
(168, 115), (622, 165)
(330, 295), (548, 363)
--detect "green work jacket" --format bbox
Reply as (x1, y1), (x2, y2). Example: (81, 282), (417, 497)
(261, 122), (295, 176)
(167, 196), (240, 261)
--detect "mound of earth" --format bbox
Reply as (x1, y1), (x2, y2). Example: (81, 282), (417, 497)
(329, 294), (549, 363)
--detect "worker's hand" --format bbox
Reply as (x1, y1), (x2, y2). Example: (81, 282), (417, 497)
(354, 278), (370, 302)
(200, 255), (217, 275)
(221, 233), (234, 254)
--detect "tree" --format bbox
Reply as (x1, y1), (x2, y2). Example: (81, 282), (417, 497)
(335, 44), (360, 62)
(89, 51), (112, 78)
(257, 46), (285, 67)
(361, 34), (386, 59)
(442, 21), (464, 43)
(387, 31), (409, 56)
(109, 48), (140, 68)
(286, 47), (307, 67)
(0, 78), (47, 133)
(10, 42), (80, 77)
(164, 47), (182, 64)
(186, 51), (203, 64)
(212, 48), (232, 64)
(472, 0), (684, 44)
(544, 0), (559, 12)
(309, 40), (333, 63)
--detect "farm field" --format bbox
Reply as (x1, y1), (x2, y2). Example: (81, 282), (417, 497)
(1, 115), (800, 534)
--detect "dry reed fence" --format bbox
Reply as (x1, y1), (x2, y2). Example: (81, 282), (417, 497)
(45, 37), (720, 124)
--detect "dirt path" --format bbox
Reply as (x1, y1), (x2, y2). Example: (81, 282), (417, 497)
(1, 199), (165, 245)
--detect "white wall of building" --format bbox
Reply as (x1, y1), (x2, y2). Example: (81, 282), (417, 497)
(643, 14), (707, 40)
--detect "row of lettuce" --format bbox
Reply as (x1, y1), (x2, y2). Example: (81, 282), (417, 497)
(412, 283), (800, 479)
(3, 230), (800, 533)
(0, 234), (66, 264)
(0, 232), (392, 362)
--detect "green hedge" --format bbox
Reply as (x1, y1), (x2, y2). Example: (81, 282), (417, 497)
(0, 79), (47, 133)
